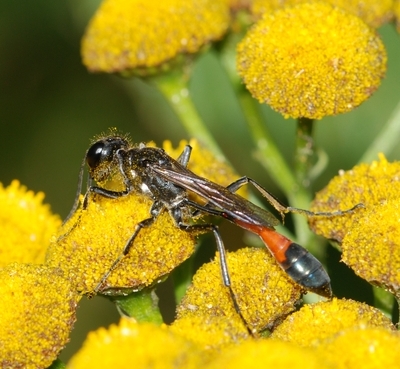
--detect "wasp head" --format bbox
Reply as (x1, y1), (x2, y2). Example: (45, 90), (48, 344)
(86, 136), (130, 183)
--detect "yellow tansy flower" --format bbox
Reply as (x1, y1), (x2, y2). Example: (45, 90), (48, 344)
(237, 2), (387, 119)
(207, 338), (333, 369)
(67, 318), (206, 368)
(310, 155), (400, 296)
(251, 1), (394, 28)
(82, 0), (230, 74)
(170, 314), (248, 350)
(341, 199), (400, 298)
(250, 0), (282, 18)
(309, 154), (400, 242)
(46, 190), (196, 294)
(270, 298), (394, 346)
(177, 248), (303, 334)
(0, 263), (80, 368)
(0, 180), (61, 266)
(311, 0), (394, 28)
(318, 327), (400, 369)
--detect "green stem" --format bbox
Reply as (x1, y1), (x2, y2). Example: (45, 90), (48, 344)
(372, 286), (397, 323)
(218, 34), (320, 251)
(237, 94), (314, 246)
(294, 117), (315, 189)
(218, 32), (297, 197)
(239, 93), (297, 195)
(171, 257), (194, 305)
(150, 71), (225, 160)
(108, 289), (163, 324)
(359, 100), (400, 163)
(48, 359), (66, 369)
(291, 117), (325, 255)
(237, 92), (319, 248)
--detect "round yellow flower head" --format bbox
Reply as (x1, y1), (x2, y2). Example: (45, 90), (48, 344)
(270, 298), (394, 346)
(251, 0), (395, 28)
(0, 180), (61, 266)
(207, 338), (333, 369)
(341, 199), (400, 297)
(177, 247), (303, 334)
(250, 0), (281, 18)
(47, 189), (196, 294)
(237, 2), (387, 119)
(82, 0), (230, 74)
(309, 154), (400, 243)
(67, 318), (205, 368)
(170, 314), (248, 350)
(0, 263), (80, 368)
(318, 327), (400, 369)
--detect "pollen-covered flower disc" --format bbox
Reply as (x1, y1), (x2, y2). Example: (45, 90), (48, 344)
(67, 319), (206, 369)
(250, 0), (395, 28)
(237, 2), (387, 119)
(309, 154), (400, 243)
(0, 263), (79, 368)
(0, 180), (61, 266)
(46, 191), (197, 295)
(318, 327), (400, 369)
(341, 200), (400, 298)
(82, 0), (230, 74)
(270, 298), (395, 347)
(176, 248), (303, 334)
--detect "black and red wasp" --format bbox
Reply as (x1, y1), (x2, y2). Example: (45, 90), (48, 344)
(64, 134), (360, 299)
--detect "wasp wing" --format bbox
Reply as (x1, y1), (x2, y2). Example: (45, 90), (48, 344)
(151, 163), (280, 229)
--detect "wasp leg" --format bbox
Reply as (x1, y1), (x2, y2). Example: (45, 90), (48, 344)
(176, 145), (192, 167)
(93, 216), (156, 293)
(57, 185), (132, 242)
(177, 201), (252, 334)
(63, 157), (87, 225)
(94, 200), (164, 293)
(223, 176), (363, 220)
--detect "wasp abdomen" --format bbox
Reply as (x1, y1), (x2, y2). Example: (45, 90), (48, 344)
(282, 243), (332, 298)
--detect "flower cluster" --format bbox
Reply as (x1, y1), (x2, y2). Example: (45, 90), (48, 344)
(0, 138), (246, 366)
(3, 146), (400, 366)
(81, 0), (389, 121)
(66, 298), (399, 368)
(310, 154), (400, 298)
(2, 0), (399, 366)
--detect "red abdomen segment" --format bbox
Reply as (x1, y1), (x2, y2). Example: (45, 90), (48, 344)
(256, 226), (332, 298)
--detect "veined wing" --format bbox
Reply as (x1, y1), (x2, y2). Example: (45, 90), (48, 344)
(151, 164), (280, 228)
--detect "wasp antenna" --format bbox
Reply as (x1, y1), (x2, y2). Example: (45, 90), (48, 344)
(63, 155), (87, 225)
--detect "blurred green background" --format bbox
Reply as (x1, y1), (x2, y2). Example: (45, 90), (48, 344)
(1, 0), (399, 362)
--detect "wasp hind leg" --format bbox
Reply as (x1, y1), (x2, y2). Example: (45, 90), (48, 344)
(174, 202), (253, 335)
(223, 176), (363, 220)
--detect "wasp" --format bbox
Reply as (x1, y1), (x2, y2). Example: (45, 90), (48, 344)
(64, 134), (361, 299)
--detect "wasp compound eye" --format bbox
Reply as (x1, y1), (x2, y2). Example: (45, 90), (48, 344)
(86, 141), (107, 170)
